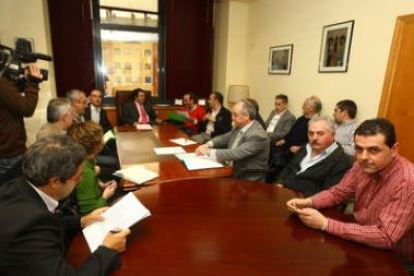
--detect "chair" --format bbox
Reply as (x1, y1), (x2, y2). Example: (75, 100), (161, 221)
(115, 89), (152, 126)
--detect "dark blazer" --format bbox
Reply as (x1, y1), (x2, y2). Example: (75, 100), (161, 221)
(0, 178), (121, 276)
(200, 106), (232, 138)
(276, 144), (352, 196)
(84, 105), (112, 132)
(120, 101), (157, 125)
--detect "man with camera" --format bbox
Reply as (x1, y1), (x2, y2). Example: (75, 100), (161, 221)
(0, 64), (43, 180)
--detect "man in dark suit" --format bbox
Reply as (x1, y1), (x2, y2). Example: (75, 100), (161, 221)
(0, 135), (130, 276)
(275, 116), (352, 196)
(195, 100), (269, 181)
(192, 91), (232, 144)
(120, 88), (157, 125)
(85, 89), (112, 133)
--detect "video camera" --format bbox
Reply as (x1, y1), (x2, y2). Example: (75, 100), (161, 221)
(0, 38), (52, 84)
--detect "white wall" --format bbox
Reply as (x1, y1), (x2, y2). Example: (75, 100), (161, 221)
(216, 0), (414, 121)
(213, 0), (249, 105)
(0, 0), (56, 145)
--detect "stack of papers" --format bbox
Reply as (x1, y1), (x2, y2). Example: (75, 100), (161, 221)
(175, 153), (224, 170)
(103, 130), (115, 143)
(136, 124), (153, 130)
(113, 166), (159, 184)
(83, 192), (151, 252)
(154, 146), (186, 155)
(169, 138), (197, 146)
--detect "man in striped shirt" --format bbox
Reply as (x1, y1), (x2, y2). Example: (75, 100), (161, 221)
(286, 118), (414, 273)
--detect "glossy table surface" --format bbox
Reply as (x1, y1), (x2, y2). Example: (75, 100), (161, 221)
(68, 178), (407, 276)
(115, 124), (233, 187)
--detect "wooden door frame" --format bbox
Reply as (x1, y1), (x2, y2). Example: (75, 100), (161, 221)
(378, 14), (414, 117)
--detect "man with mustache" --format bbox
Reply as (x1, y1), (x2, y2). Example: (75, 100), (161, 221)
(286, 118), (414, 275)
(275, 116), (352, 196)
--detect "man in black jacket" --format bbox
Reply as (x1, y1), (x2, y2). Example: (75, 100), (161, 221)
(275, 116), (352, 196)
(192, 91), (232, 144)
(0, 135), (130, 276)
(85, 89), (112, 133)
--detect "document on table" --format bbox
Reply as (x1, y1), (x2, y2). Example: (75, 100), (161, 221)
(175, 153), (224, 170)
(154, 146), (186, 155)
(103, 130), (115, 143)
(113, 165), (159, 184)
(82, 192), (151, 252)
(169, 138), (197, 146)
(136, 124), (153, 130)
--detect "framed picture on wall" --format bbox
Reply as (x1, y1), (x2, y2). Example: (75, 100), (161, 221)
(268, 44), (293, 74)
(319, 20), (354, 73)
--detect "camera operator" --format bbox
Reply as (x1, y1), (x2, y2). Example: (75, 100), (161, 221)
(0, 64), (43, 180)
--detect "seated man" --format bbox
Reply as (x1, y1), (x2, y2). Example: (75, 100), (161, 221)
(195, 100), (269, 181)
(265, 94), (296, 143)
(275, 116), (352, 196)
(246, 98), (266, 129)
(286, 119), (414, 275)
(66, 89), (87, 123)
(36, 98), (74, 140)
(180, 92), (205, 135)
(269, 96), (322, 172)
(191, 91), (232, 144)
(333, 99), (358, 156)
(85, 89), (112, 133)
(0, 135), (130, 276)
(121, 88), (157, 125)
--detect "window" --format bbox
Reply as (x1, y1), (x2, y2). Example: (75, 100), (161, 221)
(93, 0), (162, 98)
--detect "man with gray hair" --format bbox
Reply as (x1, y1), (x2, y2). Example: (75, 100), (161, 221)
(36, 98), (74, 140)
(0, 135), (130, 275)
(67, 89), (87, 123)
(195, 100), (269, 181)
(275, 116), (352, 196)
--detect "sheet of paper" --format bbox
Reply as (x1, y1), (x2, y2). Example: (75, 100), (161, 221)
(82, 192), (151, 252)
(154, 146), (186, 155)
(175, 110), (190, 120)
(169, 138), (197, 146)
(174, 99), (183, 105)
(175, 153), (224, 170)
(113, 165), (159, 184)
(136, 124), (153, 130)
(103, 130), (115, 143)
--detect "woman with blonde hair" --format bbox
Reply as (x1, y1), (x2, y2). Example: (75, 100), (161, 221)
(68, 121), (117, 215)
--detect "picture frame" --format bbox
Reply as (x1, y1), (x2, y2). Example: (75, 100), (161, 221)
(318, 20), (354, 73)
(268, 44), (293, 74)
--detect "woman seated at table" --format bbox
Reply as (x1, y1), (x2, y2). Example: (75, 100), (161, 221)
(68, 121), (117, 215)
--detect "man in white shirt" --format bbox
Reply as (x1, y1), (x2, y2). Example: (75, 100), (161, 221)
(85, 89), (112, 132)
(191, 92), (232, 144)
(265, 94), (296, 143)
(333, 99), (358, 156)
(275, 116), (352, 196)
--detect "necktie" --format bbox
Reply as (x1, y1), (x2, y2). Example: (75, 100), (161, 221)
(139, 104), (149, 124)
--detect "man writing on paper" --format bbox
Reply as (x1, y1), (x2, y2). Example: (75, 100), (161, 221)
(0, 135), (130, 276)
(286, 119), (414, 275)
(195, 100), (269, 181)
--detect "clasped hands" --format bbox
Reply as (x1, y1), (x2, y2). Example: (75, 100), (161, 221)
(286, 198), (328, 231)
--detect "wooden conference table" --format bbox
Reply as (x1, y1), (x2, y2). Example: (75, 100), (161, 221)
(68, 178), (407, 276)
(115, 123), (233, 187)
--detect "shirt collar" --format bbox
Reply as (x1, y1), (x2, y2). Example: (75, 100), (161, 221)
(307, 142), (338, 158)
(240, 120), (254, 134)
(26, 179), (59, 213)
